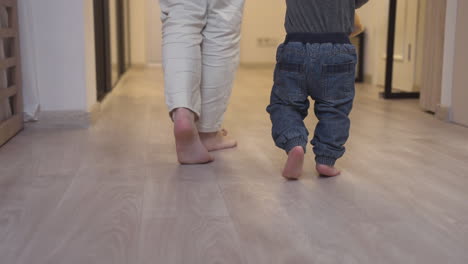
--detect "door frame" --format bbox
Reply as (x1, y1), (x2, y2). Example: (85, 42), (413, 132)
(94, 0), (112, 101)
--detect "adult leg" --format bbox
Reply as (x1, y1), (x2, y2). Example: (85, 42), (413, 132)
(197, 0), (245, 151)
(160, 0), (212, 164)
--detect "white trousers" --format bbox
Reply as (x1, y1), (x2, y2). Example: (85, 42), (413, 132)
(159, 0), (245, 132)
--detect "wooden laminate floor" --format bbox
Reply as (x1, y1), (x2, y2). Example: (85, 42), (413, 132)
(1, 67), (468, 264)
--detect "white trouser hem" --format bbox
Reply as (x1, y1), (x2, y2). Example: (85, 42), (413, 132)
(168, 106), (201, 121)
(197, 125), (222, 133)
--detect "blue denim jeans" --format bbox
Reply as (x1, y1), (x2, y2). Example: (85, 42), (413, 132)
(266, 36), (357, 166)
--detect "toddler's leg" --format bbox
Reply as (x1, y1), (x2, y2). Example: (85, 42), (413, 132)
(267, 44), (309, 179)
(312, 97), (353, 176)
(312, 49), (356, 176)
(283, 146), (305, 180)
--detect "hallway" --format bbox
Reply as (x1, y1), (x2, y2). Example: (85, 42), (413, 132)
(1, 66), (468, 263)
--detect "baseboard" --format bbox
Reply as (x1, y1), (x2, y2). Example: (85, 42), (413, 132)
(435, 104), (451, 122)
(88, 102), (102, 125)
(130, 63), (147, 70)
(32, 104), (102, 129)
(364, 74), (373, 84)
(240, 63), (276, 69)
(147, 63), (162, 67)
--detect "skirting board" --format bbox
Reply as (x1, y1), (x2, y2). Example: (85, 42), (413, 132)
(363, 74), (373, 84)
(240, 63), (276, 69)
(31, 103), (102, 129)
(435, 104), (451, 122)
(131, 63), (148, 70)
(34, 111), (92, 129)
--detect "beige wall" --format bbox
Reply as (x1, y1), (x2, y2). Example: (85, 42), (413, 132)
(240, 1), (286, 64)
(452, 0), (468, 126)
(130, 0), (147, 65)
(359, 1), (426, 90)
(138, 1), (286, 65)
(146, 0), (162, 64)
(356, 0), (388, 85)
(414, 0), (427, 90)
(129, 0), (162, 65)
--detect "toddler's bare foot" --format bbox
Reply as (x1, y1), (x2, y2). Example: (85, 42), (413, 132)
(173, 108), (213, 164)
(199, 129), (237, 152)
(316, 164), (341, 177)
(282, 146), (305, 180)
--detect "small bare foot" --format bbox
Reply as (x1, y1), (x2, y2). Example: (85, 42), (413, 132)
(173, 108), (213, 164)
(316, 164), (341, 177)
(282, 146), (305, 180)
(199, 129), (237, 152)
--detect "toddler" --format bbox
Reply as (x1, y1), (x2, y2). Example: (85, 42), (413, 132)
(267, 0), (368, 179)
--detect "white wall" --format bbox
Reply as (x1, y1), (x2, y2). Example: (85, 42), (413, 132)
(18, 0), (96, 112)
(240, 1), (286, 64)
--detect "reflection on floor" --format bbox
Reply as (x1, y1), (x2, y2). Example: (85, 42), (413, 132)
(1, 66), (468, 264)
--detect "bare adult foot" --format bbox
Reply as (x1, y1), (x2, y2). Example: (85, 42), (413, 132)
(282, 146), (305, 180)
(199, 129), (237, 152)
(316, 164), (341, 177)
(173, 108), (213, 164)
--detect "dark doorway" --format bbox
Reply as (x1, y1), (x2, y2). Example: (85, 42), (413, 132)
(93, 0), (129, 101)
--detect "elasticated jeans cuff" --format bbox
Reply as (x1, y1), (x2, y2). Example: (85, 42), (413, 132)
(284, 137), (308, 154)
(315, 156), (337, 166)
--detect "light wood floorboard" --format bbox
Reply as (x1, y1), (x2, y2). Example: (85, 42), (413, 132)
(1, 66), (468, 263)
